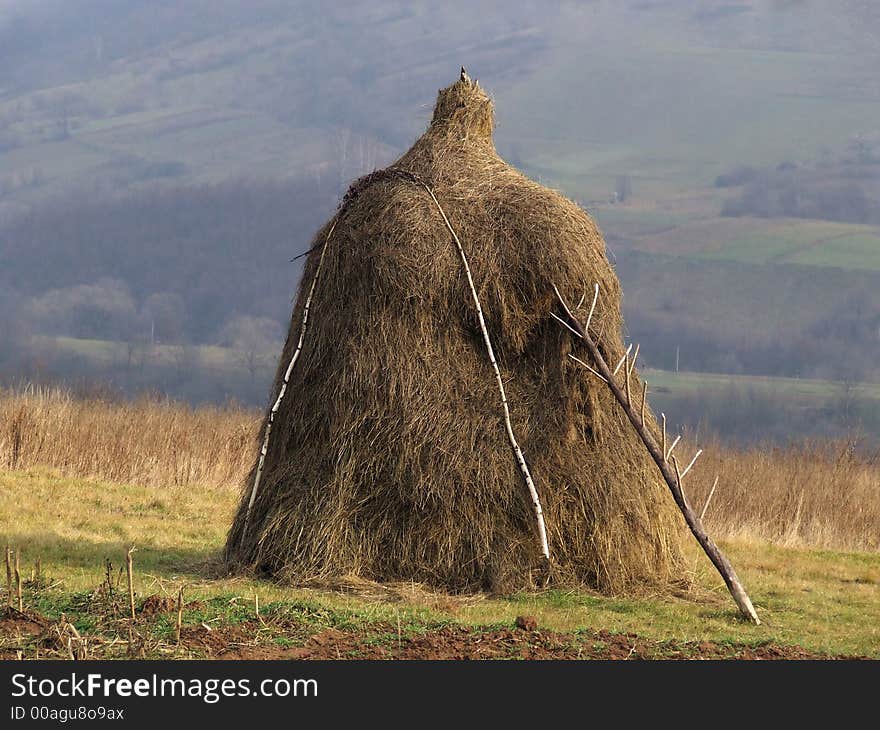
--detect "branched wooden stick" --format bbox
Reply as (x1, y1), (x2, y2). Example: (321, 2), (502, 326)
(583, 283), (599, 332)
(243, 219), (339, 539)
(568, 354), (607, 383)
(671, 456), (689, 510)
(612, 344), (633, 376)
(627, 344), (640, 376)
(666, 435), (681, 462)
(550, 311), (584, 339)
(681, 449), (703, 479)
(425, 184), (550, 564)
(554, 285), (760, 624)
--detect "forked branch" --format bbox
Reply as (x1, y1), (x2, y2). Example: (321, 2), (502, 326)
(552, 284), (759, 624)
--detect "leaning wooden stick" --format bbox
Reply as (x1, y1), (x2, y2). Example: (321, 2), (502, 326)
(552, 284), (759, 624)
(243, 219), (339, 540)
(424, 183), (550, 564)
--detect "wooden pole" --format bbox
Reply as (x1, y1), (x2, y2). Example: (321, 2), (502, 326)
(243, 219), (339, 540)
(424, 184), (550, 565)
(553, 285), (759, 624)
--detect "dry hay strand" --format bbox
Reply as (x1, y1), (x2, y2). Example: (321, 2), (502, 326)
(226, 73), (687, 594)
(307, 574), (485, 610)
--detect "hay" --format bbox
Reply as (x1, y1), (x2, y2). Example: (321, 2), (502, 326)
(225, 73), (686, 593)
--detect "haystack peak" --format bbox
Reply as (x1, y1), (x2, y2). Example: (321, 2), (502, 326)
(429, 69), (494, 140)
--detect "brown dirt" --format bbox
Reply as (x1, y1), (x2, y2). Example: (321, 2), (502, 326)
(179, 619), (859, 661)
(515, 615), (538, 631)
(0, 607), (52, 659)
(0, 606), (50, 637)
(139, 594), (177, 617)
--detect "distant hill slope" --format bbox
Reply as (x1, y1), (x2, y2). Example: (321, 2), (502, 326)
(1, 0), (879, 401)
(2, 1), (879, 214)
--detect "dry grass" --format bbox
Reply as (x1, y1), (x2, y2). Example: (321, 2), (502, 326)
(0, 385), (257, 490)
(689, 439), (880, 552)
(0, 386), (877, 555)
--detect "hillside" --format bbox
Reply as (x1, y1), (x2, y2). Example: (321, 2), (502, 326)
(1, 0), (879, 434)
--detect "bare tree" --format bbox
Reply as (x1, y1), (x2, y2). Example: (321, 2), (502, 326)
(220, 315), (282, 385)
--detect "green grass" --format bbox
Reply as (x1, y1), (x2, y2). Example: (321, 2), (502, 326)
(643, 368), (880, 402)
(788, 232), (880, 270)
(1, 467), (877, 657)
(608, 214), (880, 270)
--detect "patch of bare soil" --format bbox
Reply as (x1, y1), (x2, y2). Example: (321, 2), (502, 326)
(139, 594), (177, 617)
(180, 619), (858, 661)
(0, 607), (50, 637)
(0, 607), (52, 659)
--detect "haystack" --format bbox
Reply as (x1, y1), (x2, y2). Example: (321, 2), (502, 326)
(225, 72), (686, 593)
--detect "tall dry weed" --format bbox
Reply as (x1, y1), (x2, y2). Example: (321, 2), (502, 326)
(1, 386), (877, 552)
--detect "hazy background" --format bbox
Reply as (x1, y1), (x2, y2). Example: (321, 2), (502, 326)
(1, 0), (879, 443)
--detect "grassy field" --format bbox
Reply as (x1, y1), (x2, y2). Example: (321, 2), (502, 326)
(644, 368), (880, 402)
(590, 205), (880, 273)
(1, 389), (877, 659)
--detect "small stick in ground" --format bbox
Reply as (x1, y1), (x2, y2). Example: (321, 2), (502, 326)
(104, 559), (113, 599)
(34, 558), (41, 585)
(254, 592), (264, 624)
(176, 586), (184, 646)
(5, 546), (11, 609)
(14, 549), (22, 612)
(125, 547), (136, 621)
